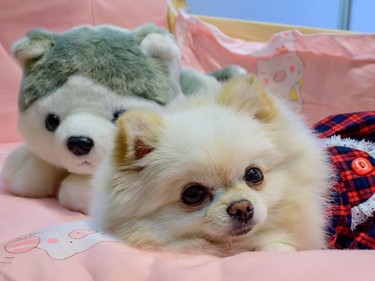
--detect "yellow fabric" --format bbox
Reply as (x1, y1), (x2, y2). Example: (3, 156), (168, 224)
(167, 0), (349, 41)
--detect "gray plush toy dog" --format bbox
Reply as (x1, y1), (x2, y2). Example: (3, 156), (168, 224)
(2, 24), (243, 214)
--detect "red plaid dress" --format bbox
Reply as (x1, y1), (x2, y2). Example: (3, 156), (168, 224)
(314, 111), (375, 249)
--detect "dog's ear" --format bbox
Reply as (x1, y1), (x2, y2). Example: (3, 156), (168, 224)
(113, 110), (163, 167)
(217, 75), (278, 122)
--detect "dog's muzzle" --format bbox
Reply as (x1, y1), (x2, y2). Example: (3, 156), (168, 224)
(227, 200), (254, 236)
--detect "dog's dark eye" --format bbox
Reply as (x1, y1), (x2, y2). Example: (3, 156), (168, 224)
(45, 113), (60, 132)
(112, 109), (126, 123)
(244, 167), (264, 186)
(181, 184), (210, 206)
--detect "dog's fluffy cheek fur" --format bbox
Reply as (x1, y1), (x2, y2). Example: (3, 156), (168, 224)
(249, 143), (330, 250)
(91, 157), (187, 240)
(122, 215), (232, 256)
(93, 185), (210, 251)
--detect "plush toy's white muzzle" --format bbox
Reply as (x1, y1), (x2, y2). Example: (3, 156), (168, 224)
(55, 113), (116, 174)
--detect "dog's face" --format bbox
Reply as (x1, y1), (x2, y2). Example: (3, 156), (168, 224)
(92, 75), (329, 255)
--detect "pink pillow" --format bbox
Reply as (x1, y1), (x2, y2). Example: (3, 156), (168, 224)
(175, 12), (375, 126)
(0, 0), (168, 143)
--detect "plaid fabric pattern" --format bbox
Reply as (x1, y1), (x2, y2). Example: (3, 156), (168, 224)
(315, 111), (375, 142)
(313, 111), (375, 249)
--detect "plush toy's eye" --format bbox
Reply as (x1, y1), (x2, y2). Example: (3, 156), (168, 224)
(45, 113), (60, 132)
(181, 184), (211, 206)
(244, 167), (264, 187)
(112, 110), (126, 123)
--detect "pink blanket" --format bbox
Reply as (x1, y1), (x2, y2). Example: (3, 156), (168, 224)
(1, 2), (375, 280)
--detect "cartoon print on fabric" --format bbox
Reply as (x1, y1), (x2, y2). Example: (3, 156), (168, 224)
(254, 31), (304, 112)
(0, 220), (120, 263)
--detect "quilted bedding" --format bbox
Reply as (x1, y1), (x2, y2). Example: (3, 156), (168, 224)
(1, 1), (375, 280)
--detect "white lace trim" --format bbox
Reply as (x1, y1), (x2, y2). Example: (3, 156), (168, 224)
(351, 193), (375, 230)
(324, 135), (375, 230)
(324, 135), (375, 158)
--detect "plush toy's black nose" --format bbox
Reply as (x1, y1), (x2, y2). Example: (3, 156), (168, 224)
(67, 136), (94, 156)
(227, 200), (254, 224)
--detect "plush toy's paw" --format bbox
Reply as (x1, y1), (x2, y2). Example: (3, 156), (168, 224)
(209, 65), (247, 82)
(180, 65), (247, 96)
(140, 33), (181, 82)
(59, 174), (93, 214)
(2, 145), (67, 197)
(180, 68), (222, 96)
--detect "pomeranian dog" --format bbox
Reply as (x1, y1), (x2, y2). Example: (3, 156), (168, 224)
(91, 75), (332, 256)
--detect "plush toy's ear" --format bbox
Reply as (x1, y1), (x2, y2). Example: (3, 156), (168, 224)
(217, 75), (278, 122)
(113, 110), (163, 168)
(135, 25), (181, 84)
(12, 29), (54, 69)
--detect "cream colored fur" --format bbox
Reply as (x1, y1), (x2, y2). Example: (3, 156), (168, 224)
(91, 75), (332, 256)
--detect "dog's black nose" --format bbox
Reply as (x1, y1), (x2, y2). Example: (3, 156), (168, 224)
(67, 136), (94, 156)
(227, 200), (254, 223)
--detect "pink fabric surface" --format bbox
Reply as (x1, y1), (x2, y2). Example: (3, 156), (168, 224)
(1, 218), (375, 280)
(175, 12), (375, 126)
(0, 0), (168, 143)
(0, 185), (86, 243)
(0, 143), (87, 243)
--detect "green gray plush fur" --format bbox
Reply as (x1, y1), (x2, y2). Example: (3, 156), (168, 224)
(16, 25), (179, 111)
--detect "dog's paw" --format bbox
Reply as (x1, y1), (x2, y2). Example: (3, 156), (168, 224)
(255, 242), (297, 251)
